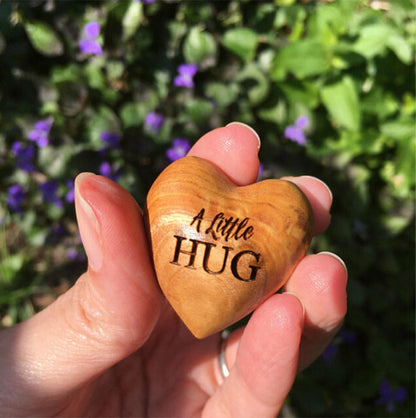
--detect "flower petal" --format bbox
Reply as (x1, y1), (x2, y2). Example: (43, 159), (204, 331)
(295, 115), (310, 130)
(84, 21), (100, 39)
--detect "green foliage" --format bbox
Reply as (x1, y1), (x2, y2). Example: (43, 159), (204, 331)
(183, 27), (217, 64)
(0, 0), (414, 416)
(271, 39), (331, 79)
(321, 76), (361, 131)
(222, 27), (258, 62)
(122, 1), (143, 41)
(24, 21), (64, 56)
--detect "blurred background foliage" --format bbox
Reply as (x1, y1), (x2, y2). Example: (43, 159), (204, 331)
(0, 0), (414, 416)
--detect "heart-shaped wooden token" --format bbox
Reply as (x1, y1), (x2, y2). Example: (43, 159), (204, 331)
(145, 156), (314, 339)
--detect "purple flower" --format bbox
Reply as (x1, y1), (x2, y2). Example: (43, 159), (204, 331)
(144, 111), (164, 133)
(284, 115), (309, 146)
(39, 181), (63, 208)
(65, 180), (75, 203)
(174, 64), (198, 88)
(79, 22), (102, 56)
(100, 131), (121, 151)
(376, 380), (408, 413)
(28, 118), (53, 147)
(321, 344), (337, 366)
(99, 161), (121, 182)
(84, 21), (100, 38)
(134, 0), (155, 3)
(11, 141), (35, 172)
(7, 184), (25, 214)
(166, 138), (191, 162)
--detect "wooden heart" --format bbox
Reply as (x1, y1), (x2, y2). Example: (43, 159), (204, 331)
(145, 156), (314, 339)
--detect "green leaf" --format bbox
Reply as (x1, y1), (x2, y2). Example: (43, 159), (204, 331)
(381, 135), (416, 198)
(205, 82), (239, 108)
(122, 1), (143, 41)
(183, 27), (216, 65)
(236, 63), (269, 105)
(0, 254), (24, 283)
(184, 99), (214, 124)
(222, 28), (258, 62)
(280, 80), (320, 108)
(361, 87), (398, 120)
(120, 93), (158, 128)
(38, 144), (76, 178)
(381, 115), (414, 140)
(352, 22), (394, 59)
(271, 39), (331, 80)
(106, 60), (124, 82)
(85, 60), (106, 90)
(308, 2), (347, 44)
(86, 106), (120, 148)
(257, 99), (286, 124)
(51, 64), (82, 83)
(321, 76), (360, 131)
(25, 21), (63, 56)
(386, 33), (413, 64)
(120, 102), (147, 128)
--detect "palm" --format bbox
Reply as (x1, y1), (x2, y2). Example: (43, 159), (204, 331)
(60, 306), (219, 417)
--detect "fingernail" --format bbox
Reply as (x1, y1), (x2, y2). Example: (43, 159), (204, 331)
(318, 251), (348, 278)
(300, 175), (333, 203)
(226, 121), (261, 149)
(283, 291), (305, 318)
(75, 173), (103, 272)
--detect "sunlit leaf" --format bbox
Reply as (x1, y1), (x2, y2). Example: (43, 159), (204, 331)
(271, 39), (331, 79)
(321, 76), (361, 131)
(122, 1), (143, 41)
(183, 27), (216, 65)
(352, 22), (394, 59)
(184, 99), (214, 124)
(386, 33), (413, 64)
(222, 27), (258, 62)
(205, 82), (239, 108)
(25, 21), (63, 56)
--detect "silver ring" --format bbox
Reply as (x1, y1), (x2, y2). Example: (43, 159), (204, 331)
(218, 329), (230, 379)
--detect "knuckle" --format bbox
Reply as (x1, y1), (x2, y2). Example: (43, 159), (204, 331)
(56, 275), (124, 351)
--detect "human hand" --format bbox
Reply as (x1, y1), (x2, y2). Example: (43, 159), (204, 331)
(0, 123), (347, 417)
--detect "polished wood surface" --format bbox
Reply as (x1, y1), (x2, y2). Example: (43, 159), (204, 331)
(145, 156), (314, 339)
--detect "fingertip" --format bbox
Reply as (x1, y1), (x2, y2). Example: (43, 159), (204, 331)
(188, 122), (260, 186)
(242, 293), (304, 360)
(264, 293), (305, 335)
(285, 252), (348, 331)
(225, 121), (261, 149)
(282, 291), (306, 319)
(75, 171), (95, 186)
(300, 176), (333, 203)
(317, 251), (348, 281)
(315, 252), (348, 320)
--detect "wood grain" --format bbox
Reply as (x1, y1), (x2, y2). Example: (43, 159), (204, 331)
(145, 156), (314, 339)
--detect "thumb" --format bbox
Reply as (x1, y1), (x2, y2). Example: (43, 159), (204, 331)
(73, 173), (162, 349)
(0, 173), (161, 410)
